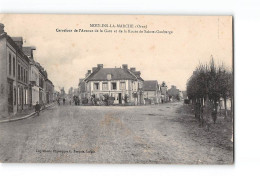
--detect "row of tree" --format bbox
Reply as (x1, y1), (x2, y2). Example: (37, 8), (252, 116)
(186, 57), (233, 124)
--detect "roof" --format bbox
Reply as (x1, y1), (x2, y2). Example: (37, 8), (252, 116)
(11, 37), (23, 42)
(1, 35), (30, 63)
(87, 68), (140, 81)
(22, 47), (32, 57)
(143, 80), (158, 91)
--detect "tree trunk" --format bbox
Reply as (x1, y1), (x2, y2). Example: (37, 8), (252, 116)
(224, 96), (227, 120)
(231, 96), (233, 122)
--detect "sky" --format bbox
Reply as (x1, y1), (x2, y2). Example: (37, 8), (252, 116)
(0, 15), (232, 92)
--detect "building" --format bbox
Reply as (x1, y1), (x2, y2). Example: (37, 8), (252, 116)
(45, 79), (54, 104)
(0, 23), (55, 118)
(83, 64), (144, 105)
(0, 24), (31, 117)
(22, 46), (40, 106)
(38, 64), (48, 104)
(143, 80), (161, 104)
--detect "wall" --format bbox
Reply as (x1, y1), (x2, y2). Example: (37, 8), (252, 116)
(0, 37), (8, 117)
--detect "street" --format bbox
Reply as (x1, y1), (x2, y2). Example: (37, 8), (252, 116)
(0, 102), (233, 164)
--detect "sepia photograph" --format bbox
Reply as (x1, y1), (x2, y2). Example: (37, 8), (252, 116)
(0, 14), (233, 164)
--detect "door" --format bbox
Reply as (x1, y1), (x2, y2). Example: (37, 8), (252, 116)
(8, 81), (13, 113)
(118, 93), (122, 104)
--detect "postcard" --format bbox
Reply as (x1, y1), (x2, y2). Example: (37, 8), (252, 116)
(0, 14), (233, 164)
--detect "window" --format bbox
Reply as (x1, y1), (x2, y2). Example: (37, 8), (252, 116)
(23, 69), (26, 82)
(25, 89), (28, 105)
(102, 82), (108, 90)
(17, 87), (20, 105)
(14, 87), (16, 105)
(107, 74), (111, 80)
(112, 82), (117, 90)
(21, 67), (23, 82)
(120, 82), (126, 90)
(13, 57), (15, 76)
(18, 64), (20, 80)
(94, 83), (99, 90)
(9, 54), (12, 75)
(25, 70), (28, 83)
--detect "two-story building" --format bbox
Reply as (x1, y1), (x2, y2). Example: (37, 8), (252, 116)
(22, 46), (41, 106)
(84, 64), (144, 105)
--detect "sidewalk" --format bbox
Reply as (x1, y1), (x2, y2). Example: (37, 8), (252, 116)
(0, 103), (56, 123)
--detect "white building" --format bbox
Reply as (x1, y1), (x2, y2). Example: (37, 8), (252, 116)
(84, 64), (144, 105)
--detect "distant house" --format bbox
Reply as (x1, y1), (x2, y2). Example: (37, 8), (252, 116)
(143, 80), (161, 104)
(84, 64), (144, 105)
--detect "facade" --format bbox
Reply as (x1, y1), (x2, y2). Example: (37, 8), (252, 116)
(83, 64), (144, 105)
(22, 46), (40, 106)
(45, 79), (54, 104)
(38, 65), (48, 105)
(0, 23), (55, 118)
(0, 24), (30, 117)
(143, 80), (161, 104)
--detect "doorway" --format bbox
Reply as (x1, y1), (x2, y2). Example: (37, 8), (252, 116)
(118, 93), (122, 104)
(7, 80), (13, 113)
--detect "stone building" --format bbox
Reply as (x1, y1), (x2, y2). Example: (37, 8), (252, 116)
(0, 24), (30, 117)
(38, 64), (48, 105)
(45, 79), (54, 104)
(22, 46), (40, 106)
(83, 64), (144, 105)
(143, 80), (161, 104)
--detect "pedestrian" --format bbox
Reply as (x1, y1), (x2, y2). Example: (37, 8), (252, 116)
(35, 101), (41, 116)
(63, 98), (66, 105)
(57, 98), (60, 106)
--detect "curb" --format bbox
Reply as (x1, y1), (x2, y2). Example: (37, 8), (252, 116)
(0, 103), (56, 123)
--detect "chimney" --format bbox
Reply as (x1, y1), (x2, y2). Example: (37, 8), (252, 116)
(134, 71), (141, 77)
(12, 37), (23, 49)
(130, 67), (136, 72)
(92, 67), (97, 72)
(122, 64), (128, 69)
(85, 70), (92, 77)
(97, 64), (103, 68)
(0, 23), (5, 34)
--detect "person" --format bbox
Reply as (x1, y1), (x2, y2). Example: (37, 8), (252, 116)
(35, 101), (41, 116)
(63, 98), (66, 105)
(57, 98), (60, 106)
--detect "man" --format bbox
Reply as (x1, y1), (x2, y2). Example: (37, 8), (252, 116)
(63, 98), (66, 105)
(35, 101), (41, 116)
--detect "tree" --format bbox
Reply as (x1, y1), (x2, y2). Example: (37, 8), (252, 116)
(186, 56), (233, 126)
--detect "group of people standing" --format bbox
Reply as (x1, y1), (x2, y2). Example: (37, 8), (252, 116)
(56, 96), (80, 106)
